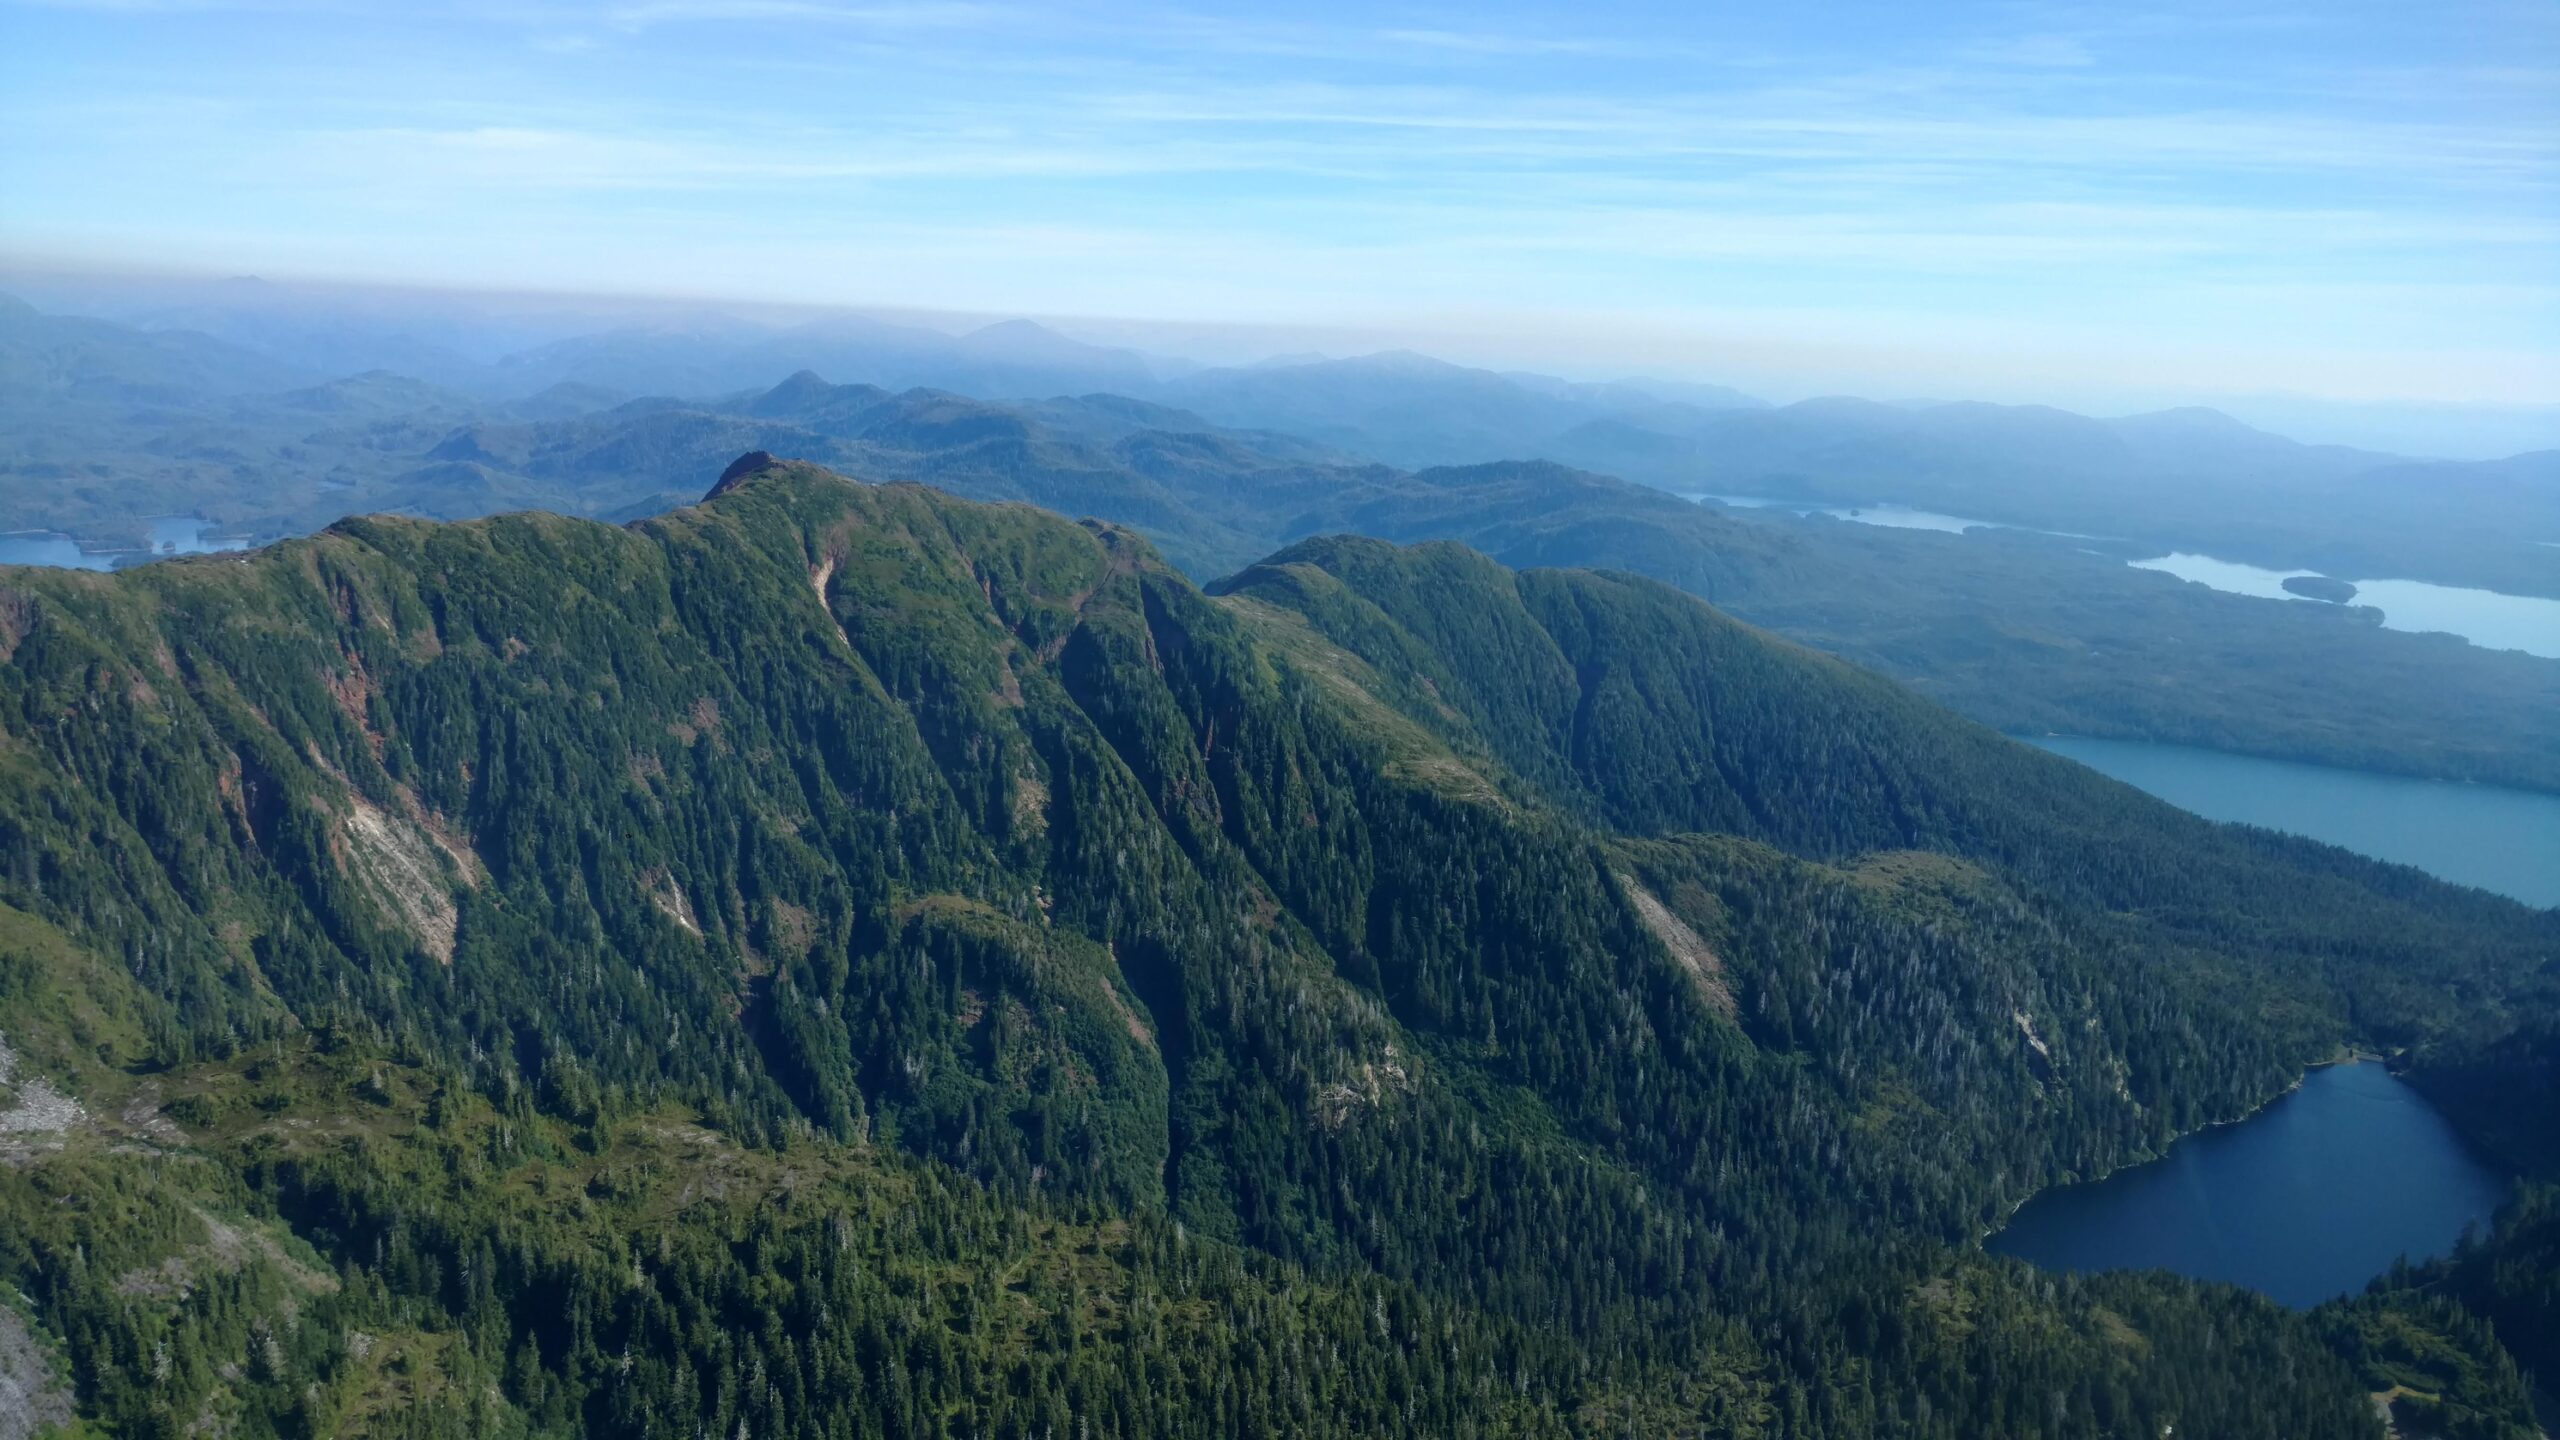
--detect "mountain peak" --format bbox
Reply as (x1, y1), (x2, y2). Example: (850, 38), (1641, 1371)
(707, 450), (784, 498)
(1349, 348), (1469, 375)
(743, 369), (839, 416)
(948, 317), (1161, 377)
(963, 318), (1062, 342)
(2113, 404), (2260, 436)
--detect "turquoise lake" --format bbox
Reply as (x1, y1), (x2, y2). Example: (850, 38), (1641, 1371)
(2028, 734), (2560, 908)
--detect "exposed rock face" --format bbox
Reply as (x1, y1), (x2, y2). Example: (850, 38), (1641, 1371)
(340, 794), (460, 962)
(1314, 1044), (1414, 1130)
(1619, 874), (1736, 1017)
(648, 869), (703, 936)
(0, 1031), (81, 1141)
(0, 1306), (74, 1440)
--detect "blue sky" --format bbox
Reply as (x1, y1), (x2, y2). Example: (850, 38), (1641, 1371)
(2, 0), (2555, 409)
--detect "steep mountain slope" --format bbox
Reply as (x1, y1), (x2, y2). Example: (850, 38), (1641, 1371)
(1215, 534), (2547, 1020)
(0, 457), (2550, 1436)
(1288, 460), (2560, 792)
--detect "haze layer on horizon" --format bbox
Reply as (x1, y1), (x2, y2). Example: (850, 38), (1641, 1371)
(2, 0), (2554, 433)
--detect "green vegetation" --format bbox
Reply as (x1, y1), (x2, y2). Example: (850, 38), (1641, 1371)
(2318, 1289), (2541, 1440)
(1331, 464), (2560, 793)
(8, 300), (2556, 795)
(2409, 1012), (2560, 1183)
(0, 458), (2552, 1435)
(2282, 574), (2361, 604)
(2385, 1009), (2560, 1424)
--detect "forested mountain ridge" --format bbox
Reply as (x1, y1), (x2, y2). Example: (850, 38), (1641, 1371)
(18, 324), (2555, 796)
(0, 456), (2550, 1437)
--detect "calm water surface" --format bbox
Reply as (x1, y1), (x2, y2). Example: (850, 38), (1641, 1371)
(2029, 735), (2560, 908)
(1694, 494), (2010, 535)
(0, 519), (249, 571)
(1988, 1062), (2509, 1308)
(2349, 577), (2560, 659)
(0, 534), (112, 569)
(1701, 505), (2558, 655)
(2127, 551), (2315, 601)
(2131, 552), (2560, 659)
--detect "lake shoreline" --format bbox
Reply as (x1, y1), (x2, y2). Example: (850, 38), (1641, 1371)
(1682, 492), (2560, 611)
(2022, 734), (2560, 908)
(1983, 1058), (2513, 1309)
(2009, 728), (2560, 803)
(1978, 1046), (2389, 1246)
(0, 518), (260, 572)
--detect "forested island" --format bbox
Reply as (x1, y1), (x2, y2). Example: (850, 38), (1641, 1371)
(2284, 574), (2362, 603)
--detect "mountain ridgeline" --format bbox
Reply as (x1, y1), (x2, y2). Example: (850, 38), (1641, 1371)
(0, 457), (2551, 1437)
(12, 288), (2558, 795)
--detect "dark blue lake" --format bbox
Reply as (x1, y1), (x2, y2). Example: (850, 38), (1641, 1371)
(1987, 1062), (2510, 1308)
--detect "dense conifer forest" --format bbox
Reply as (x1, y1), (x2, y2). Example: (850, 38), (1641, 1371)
(0, 456), (2551, 1436)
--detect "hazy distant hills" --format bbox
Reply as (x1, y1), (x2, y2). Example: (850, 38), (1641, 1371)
(2340, 448), (2560, 513)
(4, 294), (2556, 791)
(1529, 393), (2560, 594)
(8, 285), (1779, 480)
(1153, 349), (1767, 467)
(12, 289), (2552, 593)
(402, 372), (1420, 575)
(478, 312), (1171, 403)
(332, 310), (1785, 479)
(10, 279), (1178, 402)
(0, 291), (314, 402)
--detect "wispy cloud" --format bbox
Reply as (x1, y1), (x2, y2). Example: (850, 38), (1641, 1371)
(0, 0), (333, 10)
(602, 0), (1007, 28)
(2, 0), (2552, 404)
(1956, 34), (2095, 68)
(1372, 27), (1663, 60)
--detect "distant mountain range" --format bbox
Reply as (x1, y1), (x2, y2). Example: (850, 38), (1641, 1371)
(9, 289), (2554, 595)
(1535, 395), (2560, 595)
(4, 304), (2555, 796)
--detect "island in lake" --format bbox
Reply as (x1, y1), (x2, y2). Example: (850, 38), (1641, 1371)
(2282, 574), (2360, 603)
